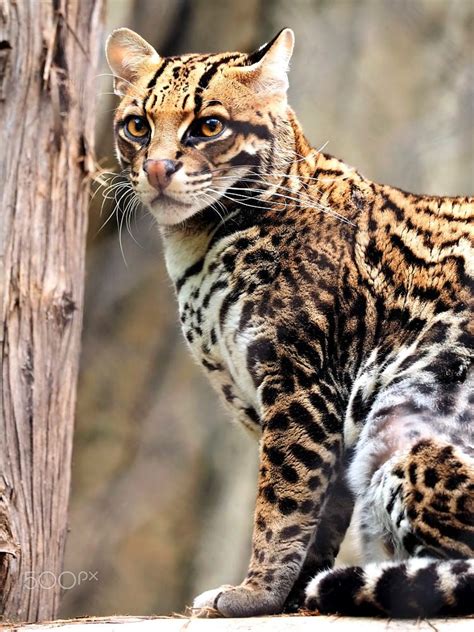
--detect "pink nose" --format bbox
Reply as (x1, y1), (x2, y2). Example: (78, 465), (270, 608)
(144, 159), (181, 191)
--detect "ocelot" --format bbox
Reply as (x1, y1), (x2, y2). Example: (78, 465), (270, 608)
(106, 27), (474, 617)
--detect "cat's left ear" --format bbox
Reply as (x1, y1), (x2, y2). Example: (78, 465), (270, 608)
(106, 28), (160, 96)
(227, 28), (295, 95)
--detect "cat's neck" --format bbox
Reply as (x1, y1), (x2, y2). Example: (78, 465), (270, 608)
(288, 108), (313, 165)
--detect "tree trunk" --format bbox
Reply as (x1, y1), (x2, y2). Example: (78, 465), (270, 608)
(0, 0), (103, 622)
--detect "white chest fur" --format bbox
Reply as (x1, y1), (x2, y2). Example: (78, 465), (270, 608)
(162, 229), (261, 430)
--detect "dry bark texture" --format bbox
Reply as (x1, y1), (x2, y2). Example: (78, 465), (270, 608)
(0, 0), (103, 622)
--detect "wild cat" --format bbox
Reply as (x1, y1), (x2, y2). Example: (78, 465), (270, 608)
(105, 27), (473, 617)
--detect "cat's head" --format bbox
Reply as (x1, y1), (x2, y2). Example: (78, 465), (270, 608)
(106, 28), (295, 226)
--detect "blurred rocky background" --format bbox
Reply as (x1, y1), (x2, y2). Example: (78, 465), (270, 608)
(61, 0), (474, 618)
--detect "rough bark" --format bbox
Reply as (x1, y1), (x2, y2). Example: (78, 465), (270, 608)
(0, 0), (103, 622)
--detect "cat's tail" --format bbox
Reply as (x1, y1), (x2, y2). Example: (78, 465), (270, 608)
(305, 558), (474, 617)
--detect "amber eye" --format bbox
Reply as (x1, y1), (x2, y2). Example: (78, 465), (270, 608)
(197, 117), (224, 138)
(124, 116), (150, 140)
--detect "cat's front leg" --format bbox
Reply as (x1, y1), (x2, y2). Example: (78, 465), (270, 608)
(193, 390), (341, 617)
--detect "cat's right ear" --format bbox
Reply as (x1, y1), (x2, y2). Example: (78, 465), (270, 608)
(225, 28), (294, 96)
(106, 28), (160, 96)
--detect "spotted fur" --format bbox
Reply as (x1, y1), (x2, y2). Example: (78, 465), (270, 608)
(106, 28), (474, 617)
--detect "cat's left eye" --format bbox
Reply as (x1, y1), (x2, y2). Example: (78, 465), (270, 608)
(188, 117), (225, 140)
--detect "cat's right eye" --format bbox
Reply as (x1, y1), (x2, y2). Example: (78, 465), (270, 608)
(123, 116), (150, 141)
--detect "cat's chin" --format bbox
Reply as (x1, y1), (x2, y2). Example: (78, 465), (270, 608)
(146, 194), (203, 226)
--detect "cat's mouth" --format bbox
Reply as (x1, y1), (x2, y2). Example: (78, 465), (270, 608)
(141, 176), (239, 225)
(150, 192), (193, 208)
(144, 188), (207, 226)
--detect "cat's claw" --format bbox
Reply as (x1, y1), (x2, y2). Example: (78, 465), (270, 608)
(193, 584), (283, 617)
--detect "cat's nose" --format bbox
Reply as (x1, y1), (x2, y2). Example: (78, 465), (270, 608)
(144, 159), (182, 191)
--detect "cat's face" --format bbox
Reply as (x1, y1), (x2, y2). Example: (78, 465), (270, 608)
(106, 28), (294, 226)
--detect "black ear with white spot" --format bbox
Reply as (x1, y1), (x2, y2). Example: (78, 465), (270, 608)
(226, 28), (295, 95)
(106, 28), (160, 96)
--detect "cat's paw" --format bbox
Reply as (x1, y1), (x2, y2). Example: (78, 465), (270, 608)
(192, 585), (234, 617)
(194, 583), (283, 617)
(283, 582), (307, 613)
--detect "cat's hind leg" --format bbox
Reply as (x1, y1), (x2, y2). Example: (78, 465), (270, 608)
(305, 436), (474, 616)
(283, 471), (354, 612)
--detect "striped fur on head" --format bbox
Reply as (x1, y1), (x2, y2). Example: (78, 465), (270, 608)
(106, 28), (295, 226)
